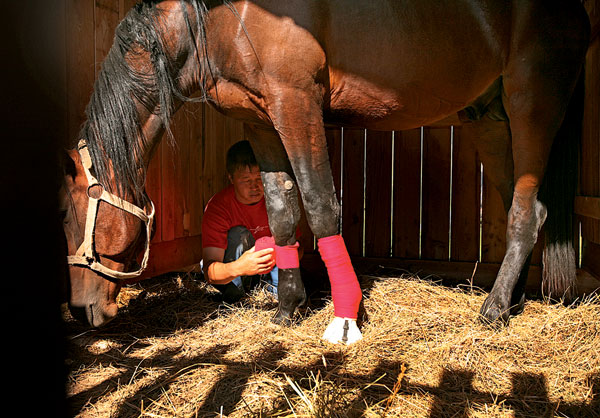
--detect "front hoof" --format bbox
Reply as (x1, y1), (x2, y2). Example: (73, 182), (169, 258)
(271, 310), (293, 326)
(322, 317), (362, 345)
(479, 294), (511, 327)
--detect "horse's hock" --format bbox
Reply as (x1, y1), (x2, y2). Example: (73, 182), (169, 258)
(62, 0), (600, 312)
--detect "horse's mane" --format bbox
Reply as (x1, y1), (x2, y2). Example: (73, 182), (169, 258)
(80, 0), (211, 205)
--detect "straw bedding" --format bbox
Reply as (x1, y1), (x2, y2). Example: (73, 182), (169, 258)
(64, 271), (599, 417)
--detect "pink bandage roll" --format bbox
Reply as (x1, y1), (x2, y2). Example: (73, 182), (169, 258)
(254, 236), (300, 269)
(254, 236), (275, 252)
(318, 234), (362, 319)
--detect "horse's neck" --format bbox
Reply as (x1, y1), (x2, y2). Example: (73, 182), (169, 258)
(139, 111), (169, 168)
(138, 2), (204, 161)
(93, 1), (203, 196)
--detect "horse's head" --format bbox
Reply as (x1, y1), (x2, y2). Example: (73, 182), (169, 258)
(58, 0), (207, 327)
(60, 141), (154, 327)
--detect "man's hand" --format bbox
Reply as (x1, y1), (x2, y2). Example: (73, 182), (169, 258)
(235, 247), (276, 276)
(202, 246), (275, 285)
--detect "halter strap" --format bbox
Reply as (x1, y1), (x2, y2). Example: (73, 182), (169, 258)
(66, 139), (155, 280)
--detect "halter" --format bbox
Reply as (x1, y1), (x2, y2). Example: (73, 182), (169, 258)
(66, 139), (155, 280)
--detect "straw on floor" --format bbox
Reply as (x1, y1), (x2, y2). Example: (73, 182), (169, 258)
(64, 271), (599, 417)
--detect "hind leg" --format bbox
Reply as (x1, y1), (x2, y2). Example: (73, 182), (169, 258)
(464, 111), (530, 316)
(479, 64), (579, 324)
(246, 124), (306, 325)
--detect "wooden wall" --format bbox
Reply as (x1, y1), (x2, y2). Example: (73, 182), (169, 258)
(298, 123), (553, 293)
(578, 0), (600, 282)
(62, 1), (599, 292)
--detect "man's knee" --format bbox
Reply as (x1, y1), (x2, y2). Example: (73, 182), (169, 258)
(224, 226), (254, 263)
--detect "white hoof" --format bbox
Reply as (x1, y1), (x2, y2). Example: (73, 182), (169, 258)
(322, 317), (362, 345)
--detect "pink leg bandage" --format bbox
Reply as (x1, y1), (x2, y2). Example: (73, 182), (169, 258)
(255, 236), (300, 269)
(318, 235), (362, 319)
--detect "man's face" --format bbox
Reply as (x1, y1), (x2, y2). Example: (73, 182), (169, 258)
(230, 165), (264, 205)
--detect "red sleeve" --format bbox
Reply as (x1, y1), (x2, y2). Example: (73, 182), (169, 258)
(201, 195), (231, 249)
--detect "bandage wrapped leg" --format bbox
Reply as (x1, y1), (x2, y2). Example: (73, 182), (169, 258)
(254, 236), (300, 269)
(255, 236), (303, 323)
(318, 234), (363, 344)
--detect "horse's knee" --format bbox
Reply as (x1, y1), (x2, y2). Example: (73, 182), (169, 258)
(262, 171), (301, 244)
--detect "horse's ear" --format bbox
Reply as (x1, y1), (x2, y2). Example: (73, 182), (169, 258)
(61, 149), (78, 181)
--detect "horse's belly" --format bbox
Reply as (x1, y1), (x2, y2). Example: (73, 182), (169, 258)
(326, 72), (474, 131)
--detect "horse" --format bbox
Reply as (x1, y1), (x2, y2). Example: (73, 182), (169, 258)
(60, 0), (590, 343)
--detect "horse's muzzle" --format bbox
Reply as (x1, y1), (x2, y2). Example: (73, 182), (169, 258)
(69, 302), (118, 328)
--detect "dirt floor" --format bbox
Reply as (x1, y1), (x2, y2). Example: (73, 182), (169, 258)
(63, 269), (600, 417)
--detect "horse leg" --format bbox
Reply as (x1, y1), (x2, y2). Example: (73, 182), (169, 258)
(246, 124), (306, 325)
(480, 61), (582, 325)
(263, 91), (362, 344)
(462, 107), (533, 316)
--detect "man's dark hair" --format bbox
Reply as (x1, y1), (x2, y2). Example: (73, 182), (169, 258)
(226, 140), (258, 175)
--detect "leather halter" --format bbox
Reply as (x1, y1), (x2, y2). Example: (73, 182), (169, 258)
(66, 139), (155, 280)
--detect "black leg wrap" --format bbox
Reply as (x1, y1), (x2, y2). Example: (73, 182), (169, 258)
(272, 268), (306, 326)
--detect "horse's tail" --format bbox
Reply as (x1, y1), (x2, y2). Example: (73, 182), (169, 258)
(538, 70), (585, 302)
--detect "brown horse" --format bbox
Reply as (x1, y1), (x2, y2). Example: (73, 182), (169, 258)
(61, 0), (589, 336)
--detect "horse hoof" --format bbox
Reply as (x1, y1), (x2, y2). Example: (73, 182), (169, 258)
(479, 295), (510, 327)
(271, 311), (293, 326)
(322, 317), (362, 345)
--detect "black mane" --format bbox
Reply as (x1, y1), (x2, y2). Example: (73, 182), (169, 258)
(79, 0), (209, 205)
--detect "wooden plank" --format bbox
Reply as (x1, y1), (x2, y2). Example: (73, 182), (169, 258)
(582, 241), (600, 279)
(364, 130), (393, 258)
(450, 125), (480, 262)
(202, 104), (244, 208)
(392, 128), (421, 259)
(146, 139), (163, 243)
(421, 127), (451, 260)
(56, 0), (69, 146)
(480, 164), (507, 263)
(160, 126), (178, 242)
(341, 128), (365, 256)
(575, 196), (600, 220)
(119, 0), (137, 19)
(94, 0), (119, 76)
(140, 101), (200, 254)
(174, 107), (192, 239)
(187, 102), (204, 237)
(65, 0), (95, 144)
(581, 36), (600, 245)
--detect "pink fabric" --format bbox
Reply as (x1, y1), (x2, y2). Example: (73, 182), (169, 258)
(254, 236), (275, 252)
(274, 241), (300, 269)
(318, 235), (362, 319)
(255, 236), (300, 269)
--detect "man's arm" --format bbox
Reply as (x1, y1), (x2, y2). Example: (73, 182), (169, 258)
(202, 246), (276, 285)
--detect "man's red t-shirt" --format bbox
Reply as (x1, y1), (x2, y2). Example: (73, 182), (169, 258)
(202, 185), (272, 249)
